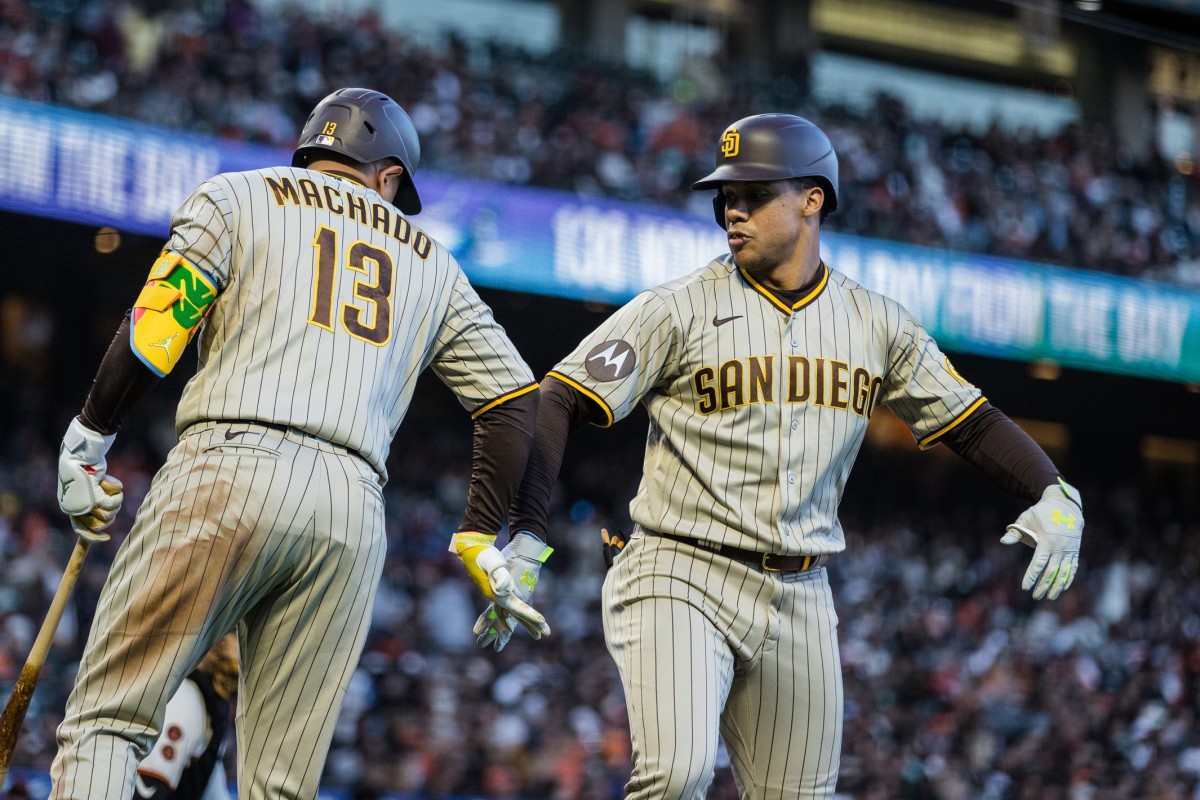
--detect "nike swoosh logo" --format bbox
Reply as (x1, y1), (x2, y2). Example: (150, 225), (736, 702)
(225, 430), (249, 440)
(712, 314), (743, 327)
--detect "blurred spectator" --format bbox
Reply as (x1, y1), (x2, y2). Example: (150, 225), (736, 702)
(0, 0), (1197, 283)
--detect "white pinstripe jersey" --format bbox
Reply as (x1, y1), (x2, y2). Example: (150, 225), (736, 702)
(163, 166), (534, 480)
(550, 255), (983, 555)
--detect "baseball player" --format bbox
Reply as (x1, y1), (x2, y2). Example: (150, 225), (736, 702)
(501, 114), (1085, 799)
(50, 87), (549, 799)
(135, 633), (238, 799)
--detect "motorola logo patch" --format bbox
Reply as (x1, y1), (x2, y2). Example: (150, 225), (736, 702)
(585, 340), (636, 382)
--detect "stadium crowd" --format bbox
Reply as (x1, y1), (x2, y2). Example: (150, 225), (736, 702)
(0, 0), (1198, 284)
(1, 353), (1199, 799)
(2, 1), (1200, 799)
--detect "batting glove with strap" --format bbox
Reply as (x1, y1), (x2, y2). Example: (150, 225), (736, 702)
(601, 527), (626, 570)
(1000, 477), (1084, 600)
(473, 531), (554, 651)
(58, 417), (125, 543)
(451, 531), (551, 645)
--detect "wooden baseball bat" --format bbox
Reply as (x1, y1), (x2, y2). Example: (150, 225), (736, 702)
(0, 476), (121, 786)
(0, 536), (92, 786)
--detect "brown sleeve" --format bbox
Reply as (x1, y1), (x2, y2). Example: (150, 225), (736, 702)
(939, 401), (1061, 504)
(457, 389), (540, 535)
(79, 312), (162, 435)
(508, 376), (605, 539)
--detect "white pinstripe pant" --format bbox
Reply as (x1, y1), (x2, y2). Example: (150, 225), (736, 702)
(51, 422), (387, 800)
(602, 531), (843, 800)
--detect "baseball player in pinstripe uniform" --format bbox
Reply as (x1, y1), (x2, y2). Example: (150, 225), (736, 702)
(135, 633), (238, 799)
(50, 87), (549, 799)
(504, 114), (1084, 799)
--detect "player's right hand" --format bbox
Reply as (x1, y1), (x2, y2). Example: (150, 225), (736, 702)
(451, 531), (552, 643)
(601, 527), (626, 570)
(1000, 478), (1083, 601)
(58, 416), (124, 543)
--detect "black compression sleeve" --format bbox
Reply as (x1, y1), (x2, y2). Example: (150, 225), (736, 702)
(79, 313), (162, 435)
(508, 376), (603, 539)
(458, 388), (540, 536)
(939, 401), (1061, 504)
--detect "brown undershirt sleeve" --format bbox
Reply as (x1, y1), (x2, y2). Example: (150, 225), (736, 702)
(938, 401), (1061, 504)
(79, 313), (162, 436)
(508, 376), (604, 539)
(458, 388), (540, 536)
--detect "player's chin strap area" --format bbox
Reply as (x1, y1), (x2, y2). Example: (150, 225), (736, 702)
(653, 531), (829, 573)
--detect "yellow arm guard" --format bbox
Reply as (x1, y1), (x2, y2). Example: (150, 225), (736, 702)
(450, 531), (500, 599)
(130, 251), (218, 376)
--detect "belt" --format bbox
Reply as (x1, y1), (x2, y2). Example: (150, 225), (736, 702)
(656, 532), (826, 573)
(191, 420), (360, 460)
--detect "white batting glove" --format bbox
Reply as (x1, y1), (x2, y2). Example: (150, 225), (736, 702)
(474, 532), (554, 651)
(1000, 478), (1084, 600)
(58, 417), (124, 543)
(451, 532), (552, 643)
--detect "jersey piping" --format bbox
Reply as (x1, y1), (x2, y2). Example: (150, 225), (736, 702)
(317, 169), (367, 186)
(470, 382), (539, 419)
(917, 395), (988, 449)
(739, 262), (830, 315)
(546, 371), (615, 427)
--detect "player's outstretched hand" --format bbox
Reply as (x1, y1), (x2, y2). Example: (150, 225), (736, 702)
(58, 417), (124, 543)
(1000, 478), (1083, 600)
(451, 531), (552, 645)
(473, 531), (554, 651)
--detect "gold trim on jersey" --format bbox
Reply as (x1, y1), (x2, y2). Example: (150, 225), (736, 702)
(917, 396), (988, 449)
(546, 371), (614, 427)
(318, 169), (367, 187)
(471, 382), (540, 420)
(739, 262), (830, 315)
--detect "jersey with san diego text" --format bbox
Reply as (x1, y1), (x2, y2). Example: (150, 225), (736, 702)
(548, 255), (983, 555)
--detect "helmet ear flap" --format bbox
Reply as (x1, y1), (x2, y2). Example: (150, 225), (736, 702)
(711, 194), (727, 230)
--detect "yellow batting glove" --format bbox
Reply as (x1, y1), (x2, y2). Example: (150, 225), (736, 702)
(451, 531), (551, 642)
(450, 531), (501, 599)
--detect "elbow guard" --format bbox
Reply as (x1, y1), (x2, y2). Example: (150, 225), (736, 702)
(130, 251), (218, 376)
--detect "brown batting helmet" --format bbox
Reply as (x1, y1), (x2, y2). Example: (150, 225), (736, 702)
(293, 88), (423, 215)
(693, 113), (839, 227)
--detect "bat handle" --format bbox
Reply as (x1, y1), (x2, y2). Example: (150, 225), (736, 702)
(0, 538), (91, 787)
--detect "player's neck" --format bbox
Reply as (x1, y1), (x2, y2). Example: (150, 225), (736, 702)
(754, 232), (822, 292)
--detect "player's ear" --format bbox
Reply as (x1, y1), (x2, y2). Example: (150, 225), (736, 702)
(375, 161), (406, 202)
(802, 185), (824, 219)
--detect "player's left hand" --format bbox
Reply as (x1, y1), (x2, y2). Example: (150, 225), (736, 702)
(473, 531), (554, 651)
(451, 531), (552, 642)
(58, 417), (124, 543)
(1000, 478), (1084, 600)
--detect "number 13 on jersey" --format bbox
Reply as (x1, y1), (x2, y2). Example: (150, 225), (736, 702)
(308, 225), (394, 346)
